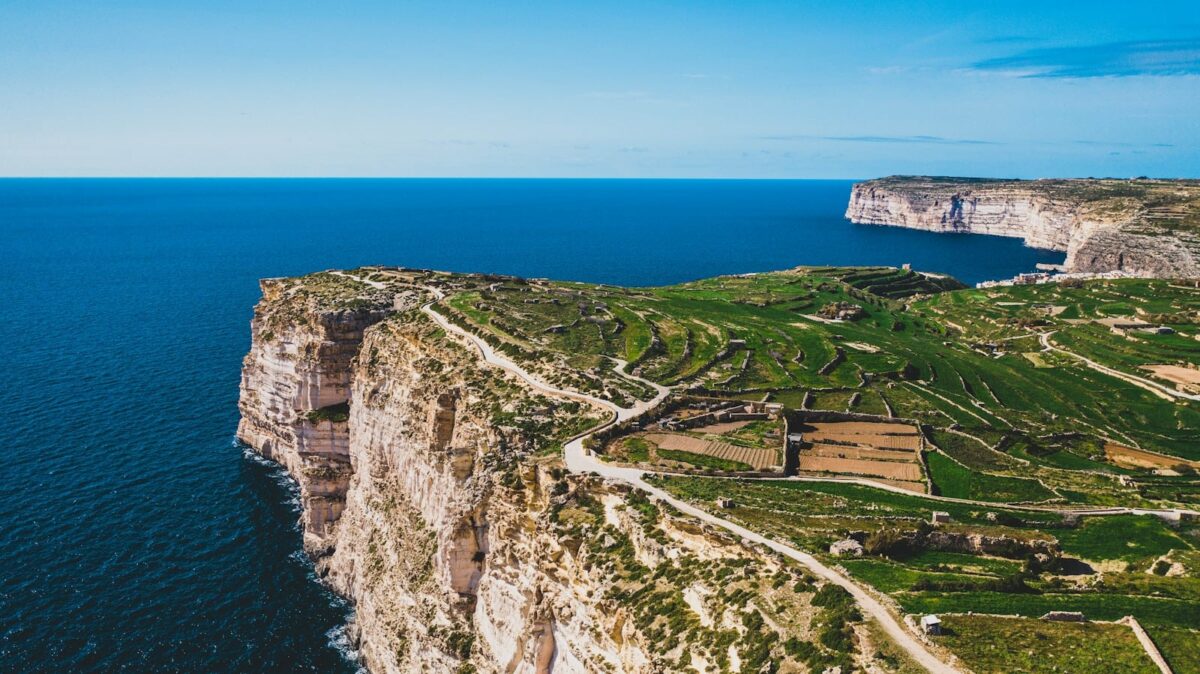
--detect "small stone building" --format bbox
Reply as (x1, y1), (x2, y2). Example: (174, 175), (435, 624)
(920, 615), (942, 635)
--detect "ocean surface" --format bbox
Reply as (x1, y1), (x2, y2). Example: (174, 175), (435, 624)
(0, 179), (1063, 672)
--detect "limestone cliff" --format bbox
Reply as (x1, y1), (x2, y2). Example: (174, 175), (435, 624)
(845, 176), (1200, 277)
(237, 273), (405, 548)
(237, 270), (870, 674)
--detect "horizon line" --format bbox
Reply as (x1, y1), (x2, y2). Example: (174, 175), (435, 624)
(2, 174), (1195, 181)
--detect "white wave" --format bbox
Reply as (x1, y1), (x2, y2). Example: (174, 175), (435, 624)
(327, 621), (366, 673)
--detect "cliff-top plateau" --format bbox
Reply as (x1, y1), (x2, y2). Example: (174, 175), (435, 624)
(239, 265), (1200, 674)
(847, 176), (1200, 278)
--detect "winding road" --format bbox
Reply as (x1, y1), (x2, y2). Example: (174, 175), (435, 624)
(1039, 331), (1200, 402)
(419, 292), (960, 674)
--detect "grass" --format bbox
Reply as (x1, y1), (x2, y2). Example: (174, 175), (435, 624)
(654, 475), (1063, 527)
(897, 550), (1022, 576)
(929, 429), (1017, 472)
(838, 559), (995, 594)
(933, 614), (1159, 674)
(902, 592), (1200, 628)
(1055, 515), (1194, 563)
(447, 268), (1200, 464)
(1148, 626), (1200, 674)
(925, 452), (1057, 503)
(714, 419), (781, 449)
(623, 437), (651, 462)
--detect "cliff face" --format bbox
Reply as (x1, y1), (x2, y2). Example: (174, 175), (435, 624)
(845, 176), (1200, 277)
(237, 276), (402, 548)
(237, 271), (839, 673)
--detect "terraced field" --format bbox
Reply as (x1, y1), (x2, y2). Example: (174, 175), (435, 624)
(644, 432), (779, 470)
(436, 266), (1200, 515)
(654, 475), (1200, 640)
(791, 420), (927, 491)
(443, 269), (1199, 467)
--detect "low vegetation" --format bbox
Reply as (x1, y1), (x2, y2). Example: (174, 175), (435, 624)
(932, 614), (1159, 674)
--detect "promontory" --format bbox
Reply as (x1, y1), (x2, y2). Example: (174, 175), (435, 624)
(846, 176), (1200, 278)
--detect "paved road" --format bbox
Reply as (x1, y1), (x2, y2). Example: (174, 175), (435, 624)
(420, 294), (960, 674)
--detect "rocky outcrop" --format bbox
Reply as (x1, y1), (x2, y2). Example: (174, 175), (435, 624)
(237, 276), (402, 549)
(846, 176), (1200, 278)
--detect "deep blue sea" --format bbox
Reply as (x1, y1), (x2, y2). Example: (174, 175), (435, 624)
(0, 179), (1063, 672)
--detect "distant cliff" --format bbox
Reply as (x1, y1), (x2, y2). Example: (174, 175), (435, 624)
(846, 176), (1200, 277)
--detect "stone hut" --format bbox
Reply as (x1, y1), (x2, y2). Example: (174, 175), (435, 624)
(920, 615), (942, 635)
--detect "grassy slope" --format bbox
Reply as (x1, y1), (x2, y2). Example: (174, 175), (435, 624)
(461, 270), (1200, 464)
(933, 614), (1159, 674)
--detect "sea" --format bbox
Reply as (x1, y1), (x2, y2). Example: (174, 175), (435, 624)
(0, 179), (1064, 672)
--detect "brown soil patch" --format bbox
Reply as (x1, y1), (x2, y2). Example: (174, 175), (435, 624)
(808, 431), (921, 451)
(808, 442), (916, 462)
(873, 479), (928, 493)
(807, 421), (917, 435)
(802, 421), (921, 451)
(798, 455), (922, 481)
(793, 420), (924, 486)
(1105, 443), (1199, 470)
(1141, 364), (1200, 386)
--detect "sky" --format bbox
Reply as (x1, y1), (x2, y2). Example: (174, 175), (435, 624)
(1, 1), (1198, 178)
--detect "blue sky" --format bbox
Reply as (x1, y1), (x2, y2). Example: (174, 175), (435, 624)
(1, 1), (1197, 178)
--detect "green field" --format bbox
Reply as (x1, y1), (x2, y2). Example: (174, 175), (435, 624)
(654, 475), (1200, 632)
(903, 592), (1200, 628)
(1056, 515), (1195, 564)
(925, 451), (1058, 503)
(439, 269), (1200, 472)
(1150, 626), (1200, 674)
(932, 614), (1159, 674)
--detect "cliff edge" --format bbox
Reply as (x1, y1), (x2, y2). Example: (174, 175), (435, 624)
(237, 268), (893, 673)
(846, 176), (1200, 277)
